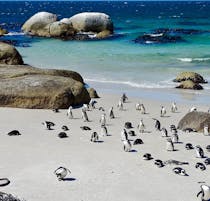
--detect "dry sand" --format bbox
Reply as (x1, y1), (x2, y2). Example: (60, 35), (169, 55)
(0, 93), (210, 201)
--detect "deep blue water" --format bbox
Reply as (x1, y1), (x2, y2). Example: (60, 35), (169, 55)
(1, 1), (210, 103)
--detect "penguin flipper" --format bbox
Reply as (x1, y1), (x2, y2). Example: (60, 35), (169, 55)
(196, 190), (202, 197)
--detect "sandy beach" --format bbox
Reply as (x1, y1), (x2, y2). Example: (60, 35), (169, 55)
(0, 92), (209, 201)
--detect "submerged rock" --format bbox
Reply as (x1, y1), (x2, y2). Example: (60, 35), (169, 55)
(178, 111), (210, 132)
(0, 42), (24, 65)
(175, 80), (203, 90)
(173, 72), (207, 83)
(153, 28), (205, 35)
(0, 64), (90, 108)
(134, 33), (184, 44)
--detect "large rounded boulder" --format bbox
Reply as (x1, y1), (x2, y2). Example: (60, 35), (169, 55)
(22, 11), (57, 37)
(173, 72), (207, 83)
(69, 12), (113, 34)
(175, 80), (203, 90)
(0, 42), (24, 65)
(178, 111), (210, 132)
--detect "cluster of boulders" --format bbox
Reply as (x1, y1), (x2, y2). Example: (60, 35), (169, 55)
(0, 42), (100, 108)
(21, 11), (114, 40)
(173, 72), (207, 90)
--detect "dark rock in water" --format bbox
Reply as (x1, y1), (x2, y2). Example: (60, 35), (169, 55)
(173, 72), (207, 84)
(153, 28), (206, 35)
(178, 111), (210, 132)
(175, 80), (203, 90)
(134, 33), (184, 44)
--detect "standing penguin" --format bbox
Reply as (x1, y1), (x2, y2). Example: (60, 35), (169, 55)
(160, 106), (166, 117)
(54, 167), (71, 181)
(81, 107), (89, 122)
(204, 125), (209, 136)
(117, 98), (124, 111)
(109, 107), (115, 119)
(121, 129), (128, 141)
(166, 138), (175, 151)
(140, 104), (146, 114)
(161, 127), (168, 137)
(123, 140), (132, 152)
(136, 102), (141, 110)
(121, 93), (128, 103)
(171, 102), (178, 113)
(153, 118), (161, 131)
(100, 125), (108, 136)
(195, 145), (205, 158)
(138, 119), (145, 133)
(172, 133), (179, 143)
(89, 100), (97, 109)
(197, 185), (210, 201)
(90, 132), (99, 142)
(100, 113), (106, 126)
(67, 106), (73, 119)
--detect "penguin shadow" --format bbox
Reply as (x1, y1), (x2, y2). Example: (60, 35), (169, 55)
(129, 149), (137, 152)
(175, 142), (183, 144)
(142, 131), (152, 134)
(96, 140), (104, 143)
(160, 115), (171, 118)
(62, 177), (76, 182)
(168, 149), (179, 152)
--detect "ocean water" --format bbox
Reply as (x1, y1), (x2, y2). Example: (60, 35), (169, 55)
(1, 1), (210, 103)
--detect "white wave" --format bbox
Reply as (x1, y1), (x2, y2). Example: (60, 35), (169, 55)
(5, 32), (25, 36)
(177, 57), (210, 62)
(85, 78), (176, 89)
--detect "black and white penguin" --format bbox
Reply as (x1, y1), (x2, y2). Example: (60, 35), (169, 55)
(81, 107), (89, 122)
(204, 158), (210, 165)
(123, 140), (132, 152)
(185, 143), (194, 150)
(195, 162), (206, 171)
(160, 106), (166, 117)
(133, 138), (143, 145)
(100, 113), (106, 126)
(121, 129), (128, 141)
(125, 122), (133, 129)
(62, 125), (69, 131)
(166, 138), (175, 151)
(153, 118), (161, 131)
(58, 132), (68, 138)
(0, 178), (10, 187)
(90, 132), (99, 142)
(128, 130), (136, 136)
(197, 185), (210, 201)
(161, 127), (168, 137)
(117, 98), (124, 111)
(52, 108), (59, 113)
(98, 107), (105, 112)
(206, 145), (210, 152)
(137, 119), (145, 133)
(100, 125), (108, 136)
(89, 100), (97, 109)
(172, 133), (179, 143)
(121, 93), (128, 103)
(7, 130), (21, 136)
(54, 167), (71, 181)
(42, 121), (55, 130)
(154, 160), (164, 168)
(109, 107), (115, 119)
(80, 126), (91, 131)
(67, 106), (73, 119)
(143, 153), (152, 160)
(171, 102), (178, 113)
(173, 167), (187, 176)
(183, 127), (196, 133)
(195, 145), (205, 158)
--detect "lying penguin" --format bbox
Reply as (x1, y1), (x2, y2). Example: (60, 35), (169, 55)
(54, 167), (71, 181)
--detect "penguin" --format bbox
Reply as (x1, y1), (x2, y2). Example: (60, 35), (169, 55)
(139, 104), (146, 114)
(190, 106), (197, 112)
(135, 102), (141, 110)
(195, 145), (205, 158)
(125, 122), (133, 129)
(109, 107), (115, 119)
(161, 127), (168, 137)
(89, 100), (97, 109)
(204, 158), (210, 165)
(143, 153), (152, 160)
(54, 167), (71, 181)
(117, 98), (123, 111)
(133, 138), (143, 145)
(153, 118), (161, 131)
(121, 93), (128, 103)
(137, 119), (145, 133)
(154, 160), (164, 168)
(171, 102), (178, 113)
(185, 143), (194, 150)
(52, 108), (59, 113)
(206, 145), (210, 152)
(172, 133), (179, 143)
(123, 140), (132, 152)
(80, 126), (91, 131)
(7, 130), (21, 136)
(183, 127), (196, 133)
(98, 107), (105, 112)
(170, 124), (176, 132)
(62, 125), (69, 131)
(195, 163), (206, 171)
(81, 107), (89, 122)
(160, 106), (166, 117)
(0, 178), (10, 187)
(42, 121), (55, 130)
(100, 113), (106, 126)
(166, 138), (175, 151)
(203, 125), (209, 136)
(83, 104), (90, 111)
(90, 132), (99, 142)
(58, 132), (68, 138)
(173, 167), (187, 176)
(197, 185), (210, 201)
(121, 129), (128, 141)
(128, 130), (136, 136)
(67, 106), (73, 119)
(100, 125), (108, 136)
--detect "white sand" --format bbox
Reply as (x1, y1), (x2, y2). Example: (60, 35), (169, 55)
(0, 93), (210, 201)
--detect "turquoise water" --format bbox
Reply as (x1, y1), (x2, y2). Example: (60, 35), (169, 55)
(1, 1), (210, 103)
